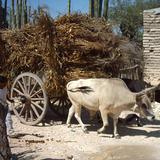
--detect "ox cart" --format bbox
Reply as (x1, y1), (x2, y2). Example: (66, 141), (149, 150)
(1, 14), (142, 125)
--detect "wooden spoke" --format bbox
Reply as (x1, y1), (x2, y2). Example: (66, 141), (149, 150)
(17, 81), (26, 93)
(19, 105), (25, 116)
(25, 110), (28, 121)
(14, 103), (23, 110)
(36, 93), (42, 98)
(31, 98), (44, 101)
(31, 104), (40, 118)
(29, 81), (37, 95)
(27, 76), (31, 93)
(30, 109), (34, 122)
(31, 89), (43, 98)
(61, 101), (65, 113)
(13, 88), (24, 95)
(58, 99), (62, 107)
(21, 76), (28, 92)
(51, 97), (59, 104)
(31, 101), (44, 111)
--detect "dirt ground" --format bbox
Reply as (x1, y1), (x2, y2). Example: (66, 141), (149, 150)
(9, 111), (160, 160)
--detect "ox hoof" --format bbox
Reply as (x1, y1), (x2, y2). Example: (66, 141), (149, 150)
(137, 123), (143, 127)
(83, 130), (89, 134)
(97, 130), (104, 134)
(67, 124), (71, 128)
(112, 134), (121, 139)
(97, 129), (105, 134)
(82, 127), (88, 133)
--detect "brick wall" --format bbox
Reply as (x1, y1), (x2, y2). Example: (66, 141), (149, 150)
(143, 8), (160, 85)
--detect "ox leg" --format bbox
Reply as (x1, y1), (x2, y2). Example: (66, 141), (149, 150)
(74, 106), (88, 133)
(97, 108), (108, 134)
(66, 105), (75, 127)
(113, 117), (120, 139)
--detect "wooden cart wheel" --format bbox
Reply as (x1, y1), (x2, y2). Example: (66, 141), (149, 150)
(50, 97), (71, 118)
(11, 72), (48, 125)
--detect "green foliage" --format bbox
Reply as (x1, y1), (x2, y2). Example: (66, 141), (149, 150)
(110, 0), (160, 42)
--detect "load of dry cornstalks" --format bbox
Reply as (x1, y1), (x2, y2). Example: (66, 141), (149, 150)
(0, 13), (142, 97)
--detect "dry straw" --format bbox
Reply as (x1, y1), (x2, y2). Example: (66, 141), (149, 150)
(0, 13), (142, 98)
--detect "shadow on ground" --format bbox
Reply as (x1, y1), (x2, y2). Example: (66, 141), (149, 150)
(71, 117), (160, 138)
(41, 159), (65, 160)
(12, 151), (65, 160)
(12, 150), (38, 160)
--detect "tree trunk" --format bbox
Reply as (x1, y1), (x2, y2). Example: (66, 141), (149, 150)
(33, 9), (37, 25)
(98, 0), (103, 17)
(103, 0), (109, 20)
(19, 0), (22, 28)
(9, 8), (12, 28)
(0, 104), (12, 160)
(4, 0), (8, 27)
(38, 5), (41, 15)
(11, 0), (15, 29)
(23, 0), (27, 24)
(0, 0), (2, 27)
(68, 0), (71, 15)
(16, 0), (20, 28)
(89, 0), (94, 17)
(28, 5), (31, 23)
(94, 0), (98, 17)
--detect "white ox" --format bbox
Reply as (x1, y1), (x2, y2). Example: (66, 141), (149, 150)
(66, 78), (157, 138)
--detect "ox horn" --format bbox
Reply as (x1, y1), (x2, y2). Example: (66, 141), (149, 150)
(135, 83), (160, 97)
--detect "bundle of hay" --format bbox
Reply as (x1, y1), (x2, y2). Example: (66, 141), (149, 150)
(0, 14), (142, 97)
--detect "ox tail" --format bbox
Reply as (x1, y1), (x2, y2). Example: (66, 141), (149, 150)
(67, 86), (94, 94)
(135, 84), (160, 97)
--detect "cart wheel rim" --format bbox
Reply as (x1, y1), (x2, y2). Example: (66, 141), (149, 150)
(11, 72), (48, 125)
